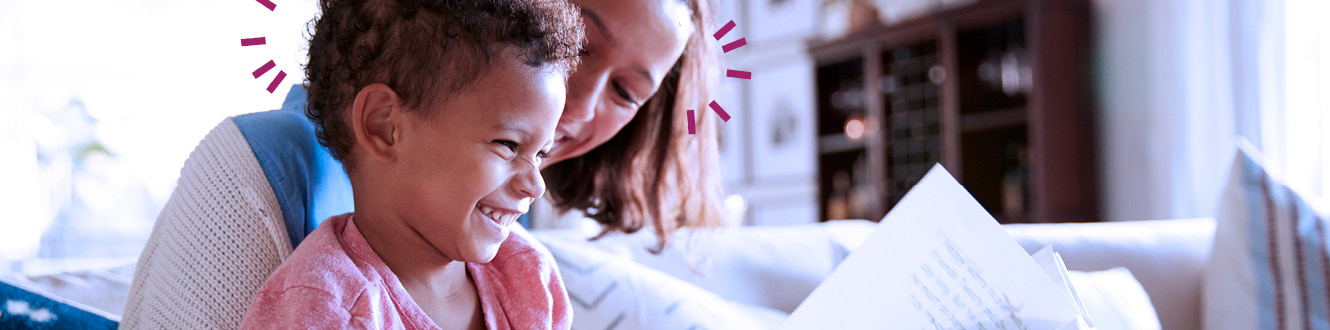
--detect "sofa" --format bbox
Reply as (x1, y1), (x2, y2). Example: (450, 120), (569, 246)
(526, 217), (1202, 330)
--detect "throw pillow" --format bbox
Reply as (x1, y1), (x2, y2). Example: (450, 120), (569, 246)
(1204, 146), (1330, 330)
(0, 277), (117, 329)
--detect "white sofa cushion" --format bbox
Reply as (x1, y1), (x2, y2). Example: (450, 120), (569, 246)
(537, 221), (856, 314)
(532, 231), (786, 330)
(1204, 148), (1330, 330)
(1068, 267), (1161, 330)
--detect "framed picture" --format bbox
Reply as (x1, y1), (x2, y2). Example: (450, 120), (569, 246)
(748, 59), (816, 181)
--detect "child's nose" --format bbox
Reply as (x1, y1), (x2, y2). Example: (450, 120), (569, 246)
(513, 163), (546, 200)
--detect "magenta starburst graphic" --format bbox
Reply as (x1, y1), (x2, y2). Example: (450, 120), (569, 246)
(248, 59), (288, 93)
(708, 100), (731, 122)
(240, 1), (284, 93)
(240, 37), (267, 46)
(256, 0), (277, 11)
(689, 20), (748, 134)
(252, 59), (276, 78)
(687, 109), (697, 134)
(244, 46), (287, 93)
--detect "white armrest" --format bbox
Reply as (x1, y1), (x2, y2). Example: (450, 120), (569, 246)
(1004, 218), (1214, 330)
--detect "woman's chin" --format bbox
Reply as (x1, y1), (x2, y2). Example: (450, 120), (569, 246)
(544, 150), (573, 168)
(550, 131), (605, 164)
(546, 143), (592, 167)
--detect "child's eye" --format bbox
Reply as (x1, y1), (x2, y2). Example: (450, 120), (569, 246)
(532, 152), (548, 167)
(493, 140), (519, 152)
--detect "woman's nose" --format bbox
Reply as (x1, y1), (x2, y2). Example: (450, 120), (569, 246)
(561, 70), (606, 124)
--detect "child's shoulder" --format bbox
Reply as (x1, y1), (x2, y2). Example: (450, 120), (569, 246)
(470, 224), (572, 326)
(255, 214), (378, 304)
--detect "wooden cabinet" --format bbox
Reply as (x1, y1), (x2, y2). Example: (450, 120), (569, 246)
(811, 0), (1098, 223)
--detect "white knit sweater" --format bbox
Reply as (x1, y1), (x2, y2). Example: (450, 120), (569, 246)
(120, 118), (292, 330)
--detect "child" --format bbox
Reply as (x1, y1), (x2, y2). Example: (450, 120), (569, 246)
(239, 0), (584, 329)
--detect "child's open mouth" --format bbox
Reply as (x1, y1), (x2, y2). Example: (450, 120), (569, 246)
(476, 203), (521, 227)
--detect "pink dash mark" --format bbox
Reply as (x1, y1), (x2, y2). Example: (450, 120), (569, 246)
(713, 20), (736, 40)
(266, 71), (287, 93)
(252, 60), (276, 78)
(708, 101), (731, 122)
(726, 70), (751, 79)
(686, 110), (696, 135)
(256, 0), (276, 11)
(240, 37), (267, 47)
(722, 38), (747, 53)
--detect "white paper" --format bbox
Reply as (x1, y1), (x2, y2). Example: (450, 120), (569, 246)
(780, 165), (1079, 330)
(1031, 246), (1095, 329)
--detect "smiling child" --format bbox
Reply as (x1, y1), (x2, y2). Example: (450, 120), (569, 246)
(238, 0), (584, 329)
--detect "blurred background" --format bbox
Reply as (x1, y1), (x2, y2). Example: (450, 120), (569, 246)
(0, 0), (1326, 274)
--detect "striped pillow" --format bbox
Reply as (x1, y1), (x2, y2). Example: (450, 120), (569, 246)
(1204, 147), (1330, 330)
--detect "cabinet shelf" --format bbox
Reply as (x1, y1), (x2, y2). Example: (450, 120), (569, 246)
(819, 134), (868, 154)
(811, 0), (1099, 223)
(960, 108), (1027, 133)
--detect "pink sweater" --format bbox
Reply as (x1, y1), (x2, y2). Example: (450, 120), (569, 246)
(239, 213), (571, 330)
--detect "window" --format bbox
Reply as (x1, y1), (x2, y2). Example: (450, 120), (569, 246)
(1262, 0), (1330, 200)
(0, 0), (319, 273)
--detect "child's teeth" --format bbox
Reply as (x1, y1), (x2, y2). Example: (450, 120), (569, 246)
(478, 205), (516, 223)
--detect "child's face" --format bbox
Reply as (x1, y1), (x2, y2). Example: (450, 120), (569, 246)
(390, 54), (565, 264)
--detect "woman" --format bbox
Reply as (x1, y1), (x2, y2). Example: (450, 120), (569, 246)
(541, 0), (727, 252)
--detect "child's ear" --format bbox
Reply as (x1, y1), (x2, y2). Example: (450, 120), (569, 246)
(350, 83), (402, 165)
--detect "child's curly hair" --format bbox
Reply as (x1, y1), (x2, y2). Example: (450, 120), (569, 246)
(304, 0), (584, 170)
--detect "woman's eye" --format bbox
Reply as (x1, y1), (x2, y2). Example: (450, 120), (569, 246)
(612, 81), (639, 108)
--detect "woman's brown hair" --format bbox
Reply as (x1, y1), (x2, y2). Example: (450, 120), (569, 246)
(541, 0), (726, 252)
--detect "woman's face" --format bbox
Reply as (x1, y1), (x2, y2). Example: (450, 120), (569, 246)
(544, 0), (695, 166)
